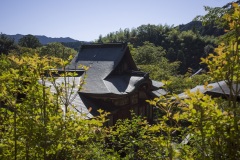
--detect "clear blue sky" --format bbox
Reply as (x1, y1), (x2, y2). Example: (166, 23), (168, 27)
(1, 0), (232, 41)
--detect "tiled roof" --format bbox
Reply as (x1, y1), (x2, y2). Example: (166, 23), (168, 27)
(178, 81), (240, 99)
(104, 74), (146, 94)
(67, 43), (139, 94)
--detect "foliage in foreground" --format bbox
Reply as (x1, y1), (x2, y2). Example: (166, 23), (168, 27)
(148, 3), (240, 159)
(0, 54), (108, 160)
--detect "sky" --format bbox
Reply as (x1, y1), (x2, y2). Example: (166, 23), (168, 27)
(1, 0), (232, 41)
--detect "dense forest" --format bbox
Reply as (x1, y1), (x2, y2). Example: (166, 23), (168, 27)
(1, 1), (240, 159)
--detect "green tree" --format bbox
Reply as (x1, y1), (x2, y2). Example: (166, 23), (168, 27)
(148, 3), (240, 159)
(132, 41), (180, 81)
(0, 54), (109, 159)
(138, 59), (179, 81)
(165, 29), (216, 73)
(18, 34), (41, 49)
(133, 41), (166, 65)
(0, 34), (16, 55)
(38, 42), (77, 60)
(200, 4), (240, 158)
(106, 113), (163, 159)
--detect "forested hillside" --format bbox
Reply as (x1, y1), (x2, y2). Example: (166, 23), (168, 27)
(96, 22), (221, 74)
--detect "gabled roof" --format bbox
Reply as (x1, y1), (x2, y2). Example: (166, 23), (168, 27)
(68, 43), (136, 76)
(67, 43), (140, 95)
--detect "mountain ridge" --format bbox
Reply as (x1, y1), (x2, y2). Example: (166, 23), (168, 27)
(4, 34), (80, 45)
